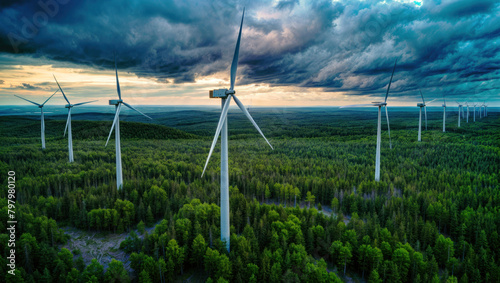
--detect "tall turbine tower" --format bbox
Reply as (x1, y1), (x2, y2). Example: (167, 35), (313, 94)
(106, 56), (152, 190)
(442, 94), (446, 132)
(341, 60), (396, 182)
(456, 101), (462, 127)
(417, 91), (426, 142)
(54, 75), (97, 162)
(473, 103), (476, 122)
(14, 90), (58, 149)
(202, 9), (273, 253)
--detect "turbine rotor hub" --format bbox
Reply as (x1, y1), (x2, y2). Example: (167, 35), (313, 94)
(109, 99), (123, 105)
(65, 104), (72, 108)
(209, 88), (231, 99)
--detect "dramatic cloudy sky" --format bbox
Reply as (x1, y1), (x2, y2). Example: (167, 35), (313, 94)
(0, 0), (499, 107)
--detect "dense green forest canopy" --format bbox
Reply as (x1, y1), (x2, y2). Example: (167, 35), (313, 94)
(0, 108), (498, 282)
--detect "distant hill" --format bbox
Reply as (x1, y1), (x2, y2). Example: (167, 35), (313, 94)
(0, 116), (199, 140)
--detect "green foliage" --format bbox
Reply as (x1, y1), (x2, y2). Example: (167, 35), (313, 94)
(0, 111), (498, 282)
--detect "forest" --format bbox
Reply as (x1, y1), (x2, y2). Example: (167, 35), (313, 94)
(0, 107), (498, 282)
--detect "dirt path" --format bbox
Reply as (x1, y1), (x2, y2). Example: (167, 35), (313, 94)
(61, 219), (164, 271)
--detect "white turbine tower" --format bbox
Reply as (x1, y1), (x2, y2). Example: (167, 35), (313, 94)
(416, 90), (436, 141)
(417, 92), (425, 142)
(201, 8), (273, 252)
(341, 59), (397, 182)
(473, 103), (476, 122)
(54, 75), (97, 162)
(106, 56), (152, 190)
(14, 90), (58, 149)
(455, 101), (463, 127)
(442, 94), (447, 132)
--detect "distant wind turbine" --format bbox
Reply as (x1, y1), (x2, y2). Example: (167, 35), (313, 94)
(106, 56), (152, 190)
(201, 8), (273, 252)
(473, 103), (476, 122)
(455, 101), (463, 127)
(442, 94), (447, 132)
(14, 90), (58, 149)
(54, 75), (97, 162)
(416, 90), (436, 141)
(341, 59), (397, 181)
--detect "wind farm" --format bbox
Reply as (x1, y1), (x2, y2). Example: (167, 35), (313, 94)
(0, 1), (499, 283)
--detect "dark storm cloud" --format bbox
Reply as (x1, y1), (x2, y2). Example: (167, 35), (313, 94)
(0, 0), (499, 101)
(17, 83), (41, 90)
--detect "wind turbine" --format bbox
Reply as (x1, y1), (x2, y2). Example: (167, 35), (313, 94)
(341, 59), (397, 181)
(416, 90), (436, 141)
(14, 90), (58, 149)
(201, 8), (273, 253)
(417, 91), (426, 142)
(53, 75), (97, 162)
(442, 94), (447, 132)
(455, 101), (463, 127)
(473, 103), (476, 122)
(105, 56), (152, 190)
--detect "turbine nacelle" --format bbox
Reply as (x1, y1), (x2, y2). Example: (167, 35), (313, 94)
(65, 104), (73, 108)
(372, 102), (387, 107)
(442, 104), (446, 107)
(209, 89), (235, 99)
(417, 103), (425, 107)
(109, 99), (123, 105)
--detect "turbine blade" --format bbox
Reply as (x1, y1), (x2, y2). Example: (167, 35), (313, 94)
(201, 96), (232, 177)
(106, 104), (122, 147)
(41, 90), (58, 106)
(122, 102), (152, 119)
(339, 104), (374, 108)
(233, 94), (273, 149)
(53, 74), (70, 104)
(14, 95), (41, 106)
(385, 106), (392, 149)
(229, 8), (245, 91)
(384, 59), (397, 103)
(419, 89), (425, 104)
(73, 100), (98, 107)
(427, 98), (438, 104)
(64, 108), (71, 137)
(115, 55), (122, 100)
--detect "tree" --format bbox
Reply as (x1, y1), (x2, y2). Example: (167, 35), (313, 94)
(167, 239), (185, 275)
(306, 191), (316, 208)
(331, 197), (339, 213)
(369, 269), (382, 283)
(435, 235), (454, 266)
(82, 259), (104, 282)
(104, 259), (130, 283)
(393, 248), (410, 281)
(192, 234), (207, 267)
(137, 220), (146, 234)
